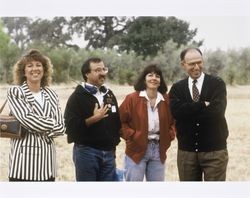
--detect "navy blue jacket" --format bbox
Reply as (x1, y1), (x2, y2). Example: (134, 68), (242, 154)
(169, 74), (228, 152)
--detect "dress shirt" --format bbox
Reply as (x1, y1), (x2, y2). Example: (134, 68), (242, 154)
(188, 72), (205, 99)
(139, 90), (164, 140)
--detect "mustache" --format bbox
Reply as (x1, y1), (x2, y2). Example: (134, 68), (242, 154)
(98, 74), (106, 79)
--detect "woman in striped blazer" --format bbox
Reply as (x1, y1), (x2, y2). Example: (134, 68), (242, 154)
(7, 49), (65, 181)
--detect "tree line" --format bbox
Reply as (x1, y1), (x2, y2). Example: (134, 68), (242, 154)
(0, 17), (249, 85)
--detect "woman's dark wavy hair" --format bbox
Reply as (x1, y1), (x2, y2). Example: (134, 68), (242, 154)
(134, 64), (168, 94)
(13, 49), (53, 87)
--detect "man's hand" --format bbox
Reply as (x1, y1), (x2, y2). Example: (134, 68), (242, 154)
(85, 103), (109, 126)
(93, 103), (109, 119)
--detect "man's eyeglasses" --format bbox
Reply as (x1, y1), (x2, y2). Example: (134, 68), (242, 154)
(91, 67), (109, 74)
(184, 61), (203, 67)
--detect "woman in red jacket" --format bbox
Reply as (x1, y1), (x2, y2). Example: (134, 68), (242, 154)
(119, 64), (175, 181)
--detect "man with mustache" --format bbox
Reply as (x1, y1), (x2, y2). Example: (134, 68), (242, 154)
(64, 57), (121, 181)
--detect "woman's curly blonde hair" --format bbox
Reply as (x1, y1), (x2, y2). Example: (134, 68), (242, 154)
(13, 49), (53, 87)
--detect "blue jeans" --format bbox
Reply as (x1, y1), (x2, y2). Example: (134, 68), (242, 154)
(124, 141), (165, 181)
(73, 144), (117, 181)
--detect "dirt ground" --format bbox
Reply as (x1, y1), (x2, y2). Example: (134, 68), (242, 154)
(0, 84), (250, 181)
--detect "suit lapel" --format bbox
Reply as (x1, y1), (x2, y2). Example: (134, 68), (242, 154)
(200, 74), (209, 100)
(21, 82), (51, 117)
(42, 89), (52, 116)
(21, 82), (35, 109)
(183, 78), (193, 101)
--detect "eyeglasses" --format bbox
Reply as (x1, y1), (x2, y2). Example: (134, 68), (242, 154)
(91, 67), (109, 74)
(185, 61), (203, 67)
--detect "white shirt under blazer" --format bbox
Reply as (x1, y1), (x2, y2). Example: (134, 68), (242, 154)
(7, 82), (65, 181)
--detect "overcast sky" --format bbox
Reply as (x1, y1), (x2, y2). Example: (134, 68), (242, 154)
(179, 16), (250, 51)
(1, 3), (250, 198)
(73, 16), (250, 51)
(1, 0), (250, 51)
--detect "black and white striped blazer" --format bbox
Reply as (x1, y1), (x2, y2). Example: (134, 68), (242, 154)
(7, 82), (65, 181)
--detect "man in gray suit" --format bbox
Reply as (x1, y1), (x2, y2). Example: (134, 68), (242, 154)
(169, 47), (229, 181)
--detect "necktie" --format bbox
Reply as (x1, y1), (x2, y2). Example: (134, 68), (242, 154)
(192, 79), (200, 102)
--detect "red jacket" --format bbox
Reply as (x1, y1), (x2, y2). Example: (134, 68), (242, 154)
(119, 91), (175, 164)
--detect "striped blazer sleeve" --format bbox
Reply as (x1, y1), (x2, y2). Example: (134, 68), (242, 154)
(43, 87), (65, 137)
(7, 86), (64, 135)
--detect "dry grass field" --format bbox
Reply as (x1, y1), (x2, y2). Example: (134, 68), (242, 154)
(0, 84), (250, 181)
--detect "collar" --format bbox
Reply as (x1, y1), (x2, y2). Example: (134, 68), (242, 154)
(20, 81), (50, 107)
(188, 72), (205, 85)
(188, 72), (205, 94)
(139, 90), (165, 102)
(82, 82), (108, 94)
